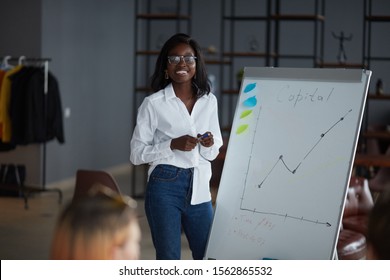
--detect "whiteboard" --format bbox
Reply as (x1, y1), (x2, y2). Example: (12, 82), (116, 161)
(205, 67), (371, 260)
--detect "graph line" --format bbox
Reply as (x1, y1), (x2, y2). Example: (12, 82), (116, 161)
(237, 102), (352, 226)
(240, 206), (331, 226)
(258, 109), (352, 188)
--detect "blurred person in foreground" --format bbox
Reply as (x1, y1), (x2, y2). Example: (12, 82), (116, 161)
(50, 185), (141, 260)
(366, 188), (390, 260)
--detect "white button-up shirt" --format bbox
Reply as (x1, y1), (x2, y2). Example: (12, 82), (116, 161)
(130, 83), (223, 204)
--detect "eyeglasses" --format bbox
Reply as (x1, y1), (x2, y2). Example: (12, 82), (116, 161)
(167, 55), (197, 65)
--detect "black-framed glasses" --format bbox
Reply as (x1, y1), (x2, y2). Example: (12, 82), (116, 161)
(167, 55), (197, 65)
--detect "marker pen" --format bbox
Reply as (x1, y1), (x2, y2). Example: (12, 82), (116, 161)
(198, 133), (209, 140)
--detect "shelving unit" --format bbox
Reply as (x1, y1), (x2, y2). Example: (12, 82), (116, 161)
(361, 0), (390, 136)
(272, 0), (325, 68)
(363, 0), (390, 71)
(219, 0), (326, 133)
(219, 0), (273, 132)
(131, 0), (192, 197)
(133, 0), (192, 108)
(317, 5), (365, 68)
(353, 0), (390, 175)
(210, 0), (327, 194)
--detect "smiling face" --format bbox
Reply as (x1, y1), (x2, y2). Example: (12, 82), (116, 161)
(166, 43), (196, 86)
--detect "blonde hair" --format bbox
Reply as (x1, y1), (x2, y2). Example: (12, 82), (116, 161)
(50, 186), (137, 259)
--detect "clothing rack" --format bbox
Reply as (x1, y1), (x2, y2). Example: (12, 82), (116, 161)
(0, 56), (62, 209)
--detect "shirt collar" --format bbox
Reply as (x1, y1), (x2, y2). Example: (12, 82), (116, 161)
(164, 83), (177, 102)
(164, 83), (211, 101)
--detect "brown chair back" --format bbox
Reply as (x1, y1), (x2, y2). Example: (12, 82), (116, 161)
(73, 169), (121, 202)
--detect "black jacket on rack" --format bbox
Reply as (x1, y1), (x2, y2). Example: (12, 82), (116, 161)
(8, 66), (65, 146)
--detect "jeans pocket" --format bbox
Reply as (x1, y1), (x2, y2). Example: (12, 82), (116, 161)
(151, 164), (180, 182)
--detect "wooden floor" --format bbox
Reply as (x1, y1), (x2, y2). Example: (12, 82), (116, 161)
(0, 166), (192, 260)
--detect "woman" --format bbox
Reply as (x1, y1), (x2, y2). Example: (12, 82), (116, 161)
(130, 33), (223, 259)
(50, 185), (141, 260)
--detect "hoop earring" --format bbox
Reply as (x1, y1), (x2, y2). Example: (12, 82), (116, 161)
(165, 70), (169, 80)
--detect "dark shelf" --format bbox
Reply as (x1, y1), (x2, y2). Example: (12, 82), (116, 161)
(367, 94), (390, 100)
(363, 56), (390, 61)
(223, 52), (274, 58)
(318, 62), (366, 68)
(365, 15), (390, 21)
(362, 130), (390, 140)
(271, 14), (325, 21)
(276, 54), (319, 59)
(136, 50), (159, 55)
(222, 89), (239, 95)
(223, 16), (269, 21)
(222, 14), (325, 21)
(136, 13), (190, 20)
(135, 87), (152, 93)
(205, 59), (232, 65)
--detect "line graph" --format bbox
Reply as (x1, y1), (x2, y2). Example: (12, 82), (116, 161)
(239, 108), (353, 226)
(258, 109), (352, 188)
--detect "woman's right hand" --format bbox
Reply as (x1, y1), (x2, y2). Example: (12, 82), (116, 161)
(170, 135), (198, 151)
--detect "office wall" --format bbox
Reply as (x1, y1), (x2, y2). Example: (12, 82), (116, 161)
(41, 0), (135, 186)
(1, 0), (135, 190)
(0, 0), (42, 57)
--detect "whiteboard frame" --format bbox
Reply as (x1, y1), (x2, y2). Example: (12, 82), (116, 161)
(205, 67), (371, 260)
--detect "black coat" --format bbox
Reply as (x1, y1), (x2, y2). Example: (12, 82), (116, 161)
(9, 66), (64, 145)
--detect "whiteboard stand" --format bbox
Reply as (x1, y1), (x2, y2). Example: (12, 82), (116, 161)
(205, 67), (371, 260)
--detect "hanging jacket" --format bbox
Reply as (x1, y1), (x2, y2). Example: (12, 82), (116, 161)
(11, 67), (65, 144)
(9, 66), (36, 144)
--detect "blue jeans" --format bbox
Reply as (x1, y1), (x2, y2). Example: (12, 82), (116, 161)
(145, 164), (213, 260)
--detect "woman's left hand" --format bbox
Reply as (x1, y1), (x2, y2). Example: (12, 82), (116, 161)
(197, 132), (214, 147)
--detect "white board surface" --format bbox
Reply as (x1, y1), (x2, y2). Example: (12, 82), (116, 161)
(205, 67), (371, 260)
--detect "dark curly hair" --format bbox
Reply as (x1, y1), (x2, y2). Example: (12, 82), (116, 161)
(150, 33), (210, 97)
